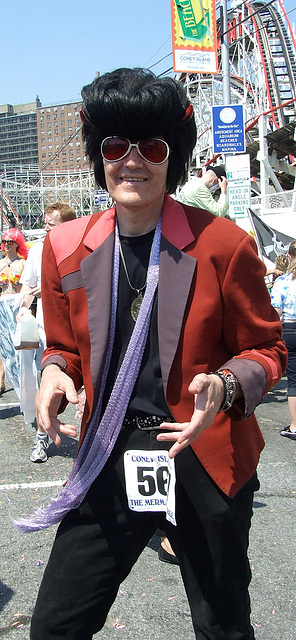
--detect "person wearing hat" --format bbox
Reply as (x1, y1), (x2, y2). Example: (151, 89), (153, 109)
(178, 164), (229, 216)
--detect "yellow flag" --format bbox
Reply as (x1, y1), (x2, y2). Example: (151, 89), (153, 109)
(170, 0), (218, 73)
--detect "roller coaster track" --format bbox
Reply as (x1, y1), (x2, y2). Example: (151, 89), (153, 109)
(182, 0), (296, 170)
(244, 0), (296, 128)
(0, 183), (21, 228)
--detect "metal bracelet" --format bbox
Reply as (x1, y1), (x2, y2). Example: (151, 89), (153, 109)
(211, 369), (237, 412)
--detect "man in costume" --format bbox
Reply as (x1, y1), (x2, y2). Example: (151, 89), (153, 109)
(18, 68), (286, 640)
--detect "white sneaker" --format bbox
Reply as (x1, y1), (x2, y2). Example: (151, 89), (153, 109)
(30, 435), (49, 463)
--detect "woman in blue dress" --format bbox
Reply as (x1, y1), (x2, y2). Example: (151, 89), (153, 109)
(0, 227), (28, 395)
(271, 240), (296, 439)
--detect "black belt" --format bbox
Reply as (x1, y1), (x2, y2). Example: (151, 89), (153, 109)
(122, 415), (174, 431)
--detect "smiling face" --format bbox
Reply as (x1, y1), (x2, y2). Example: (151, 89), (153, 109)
(3, 239), (18, 259)
(103, 145), (168, 234)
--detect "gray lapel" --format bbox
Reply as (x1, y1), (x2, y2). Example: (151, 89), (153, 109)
(81, 232), (114, 403)
(158, 236), (197, 395)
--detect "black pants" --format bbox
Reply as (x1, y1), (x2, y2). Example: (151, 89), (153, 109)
(30, 424), (258, 640)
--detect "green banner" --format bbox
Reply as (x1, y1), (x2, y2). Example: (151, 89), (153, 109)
(176, 0), (210, 43)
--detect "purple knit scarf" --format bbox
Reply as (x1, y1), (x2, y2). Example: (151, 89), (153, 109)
(14, 217), (162, 533)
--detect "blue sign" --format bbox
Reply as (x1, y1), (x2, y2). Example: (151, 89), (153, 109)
(212, 105), (245, 154)
(94, 189), (109, 207)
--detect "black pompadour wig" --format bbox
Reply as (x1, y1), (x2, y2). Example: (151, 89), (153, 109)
(81, 68), (197, 194)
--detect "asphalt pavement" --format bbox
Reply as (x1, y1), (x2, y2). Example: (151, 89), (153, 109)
(0, 377), (295, 640)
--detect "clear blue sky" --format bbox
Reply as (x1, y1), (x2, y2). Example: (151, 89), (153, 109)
(1, 0), (295, 107)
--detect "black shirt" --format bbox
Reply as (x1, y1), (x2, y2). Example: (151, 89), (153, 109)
(102, 230), (171, 417)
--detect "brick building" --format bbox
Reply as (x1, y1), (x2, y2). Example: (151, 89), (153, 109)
(0, 97), (88, 171)
(37, 101), (88, 171)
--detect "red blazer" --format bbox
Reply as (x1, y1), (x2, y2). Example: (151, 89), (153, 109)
(41, 195), (287, 497)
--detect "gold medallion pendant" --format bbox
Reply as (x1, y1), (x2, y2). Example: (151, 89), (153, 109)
(119, 240), (147, 322)
(131, 294), (143, 322)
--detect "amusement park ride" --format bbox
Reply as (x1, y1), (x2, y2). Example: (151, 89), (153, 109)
(1, 0), (296, 232)
(182, 0), (296, 184)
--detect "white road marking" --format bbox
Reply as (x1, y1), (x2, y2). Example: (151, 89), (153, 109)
(0, 402), (20, 408)
(0, 480), (65, 491)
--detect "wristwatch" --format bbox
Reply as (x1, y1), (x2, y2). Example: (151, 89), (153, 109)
(211, 369), (237, 412)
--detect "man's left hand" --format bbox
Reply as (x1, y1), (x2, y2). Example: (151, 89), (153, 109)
(156, 373), (224, 458)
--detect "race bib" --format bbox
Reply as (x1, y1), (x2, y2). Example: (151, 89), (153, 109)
(124, 449), (176, 526)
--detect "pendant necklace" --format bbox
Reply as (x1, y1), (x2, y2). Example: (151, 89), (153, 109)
(119, 241), (148, 322)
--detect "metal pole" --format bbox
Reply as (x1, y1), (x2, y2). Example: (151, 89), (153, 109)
(220, 0), (231, 105)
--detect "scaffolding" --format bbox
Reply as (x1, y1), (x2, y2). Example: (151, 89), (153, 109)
(0, 167), (112, 228)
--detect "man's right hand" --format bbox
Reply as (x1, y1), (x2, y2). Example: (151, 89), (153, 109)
(219, 176), (228, 194)
(36, 364), (79, 446)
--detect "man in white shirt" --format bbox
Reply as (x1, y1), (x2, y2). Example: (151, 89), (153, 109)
(178, 165), (229, 217)
(18, 202), (76, 462)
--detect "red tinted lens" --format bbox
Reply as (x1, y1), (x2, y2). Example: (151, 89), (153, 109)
(102, 137), (129, 161)
(139, 139), (168, 163)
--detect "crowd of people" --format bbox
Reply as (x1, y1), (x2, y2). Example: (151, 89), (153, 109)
(0, 66), (294, 640)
